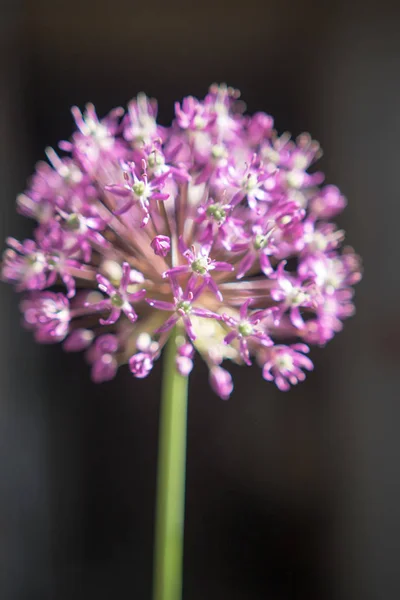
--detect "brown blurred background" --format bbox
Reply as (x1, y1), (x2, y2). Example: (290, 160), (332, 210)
(1, 1), (399, 598)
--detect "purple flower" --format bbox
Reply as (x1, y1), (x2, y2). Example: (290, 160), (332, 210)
(129, 352), (154, 378)
(123, 93), (164, 146)
(175, 96), (216, 132)
(63, 328), (94, 352)
(63, 104), (125, 173)
(21, 292), (70, 343)
(151, 235), (171, 257)
(105, 160), (169, 227)
(222, 299), (275, 365)
(195, 195), (234, 245)
(89, 262), (146, 325)
(176, 343), (195, 376)
(1, 84), (362, 397)
(271, 262), (321, 329)
(146, 278), (221, 341)
(262, 344), (314, 391)
(232, 201), (304, 279)
(129, 333), (160, 378)
(209, 366), (234, 400)
(86, 334), (119, 383)
(227, 155), (273, 210)
(3, 238), (49, 291)
(163, 236), (234, 301)
(310, 185), (347, 219)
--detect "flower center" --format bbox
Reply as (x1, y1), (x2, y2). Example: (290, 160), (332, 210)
(47, 253), (60, 268)
(147, 152), (164, 169)
(66, 213), (81, 231)
(286, 170), (304, 189)
(254, 234), (268, 250)
(262, 148), (280, 164)
(27, 252), (46, 273)
(87, 120), (109, 142)
(288, 287), (308, 307)
(276, 353), (294, 370)
(111, 293), (124, 308)
(308, 231), (328, 252)
(211, 144), (227, 159)
(243, 173), (258, 191)
(193, 115), (207, 130)
(206, 204), (226, 224)
(191, 257), (210, 275)
(177, 300), (192, 314)
(133, 181), (146, 196)
(238, 321), (254, 337)
(293, 154), (308, 170)
(42, 300), (69, 322)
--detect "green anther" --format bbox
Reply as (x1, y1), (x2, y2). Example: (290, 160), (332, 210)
(177, 300), (191, 314)
(206, 204), (226, 223)
(66, 213), (80, 230)
(211, 145), (225, 159)
(191, 258), (209, 275)
(27, 255), (38, 266)
(289, 288), (307, 307)
(238, 322), (254, 337)
(47, 257), (58, 268)
(111, 293), (124, 308)
(254, 234), (268, 250)
(244, 174), (257, 191)
(148, 153), (163, 168)
(133, 181), (146, 196)
(276, 354), (294, 370)
(193, 115), (206, 130)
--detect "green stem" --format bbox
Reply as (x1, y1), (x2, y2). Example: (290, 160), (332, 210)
(153, 328), (189, 600)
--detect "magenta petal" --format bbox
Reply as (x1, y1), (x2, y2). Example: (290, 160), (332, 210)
(292, 343), (310, 353)
(182, 315), (196, 340)
(239, 339), (252, 366)
(240, 298), (253, 319)
(123, 308), (138, 323)
(146, 298), (175, 311)
(236, 253), (255, 279)
(209, 366), (233, 400)
(86, 217), (106, 230)
(100, 307), (121, 325)
(206, 277), (223, 301)
(151, 192), (169, 201)
(276, 376), (290, 391)
(213, 261), (234, 272)
(156, 315), (179, 333)
(230, 190), (244, 207)
(96, 274), (114, 295)
(191, 307), (220, 319)
(105, 184), (131, 197)
(163, 265), (190, 278)
(128, 289), (147, 302)
(224, 331), (237, 345)
(290, 306), (304, 329)
(260, 252), (273, 276)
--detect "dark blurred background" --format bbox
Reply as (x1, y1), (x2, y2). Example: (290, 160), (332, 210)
(1, 1), (399, 598)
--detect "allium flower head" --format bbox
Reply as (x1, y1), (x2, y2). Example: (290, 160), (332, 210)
(1, 84), (362, 399)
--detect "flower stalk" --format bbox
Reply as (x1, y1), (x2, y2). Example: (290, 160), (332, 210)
(153, 326), (189, 600)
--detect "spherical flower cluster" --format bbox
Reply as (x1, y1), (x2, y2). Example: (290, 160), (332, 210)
(1, 84), (362, 398)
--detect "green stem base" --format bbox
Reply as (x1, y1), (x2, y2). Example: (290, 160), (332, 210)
(153, 328), (189, 600)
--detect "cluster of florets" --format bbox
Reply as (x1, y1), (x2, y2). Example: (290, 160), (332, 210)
(1, 84), (362, 398)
